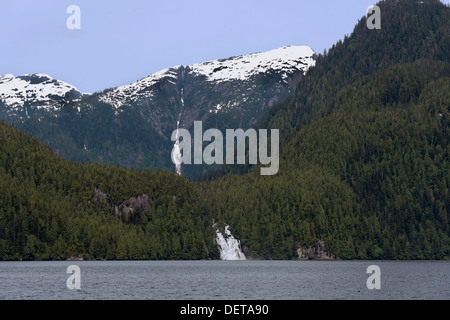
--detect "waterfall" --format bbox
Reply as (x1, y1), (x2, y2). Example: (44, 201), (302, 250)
(172, 122), (182, 175)
(216, 225), (246, 260)
(172, 88), (184, 175)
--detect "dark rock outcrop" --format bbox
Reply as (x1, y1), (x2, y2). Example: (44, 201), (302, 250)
(297, 240), (337, 260)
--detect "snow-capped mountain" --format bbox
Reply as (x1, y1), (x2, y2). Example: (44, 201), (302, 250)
(190, 45), (315, 82)
(99, 46), (315, 110)
(0, 73), (82, 113)
(0, 45), (316, 178)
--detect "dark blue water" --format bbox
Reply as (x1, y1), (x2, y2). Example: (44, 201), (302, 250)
(0, 260), (448, 300)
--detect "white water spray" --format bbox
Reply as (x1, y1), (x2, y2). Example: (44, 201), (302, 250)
(172, 122), (182, 175)
(172, 88), (184, 175)
(216, 225), (246, 260)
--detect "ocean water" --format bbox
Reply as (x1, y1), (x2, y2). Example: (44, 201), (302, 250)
(0, 260), (448, 300)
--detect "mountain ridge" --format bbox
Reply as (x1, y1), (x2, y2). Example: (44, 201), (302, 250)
(0, 45), (316, 178)
(98, 45), (315, 111)
(0, 73), (82, 119)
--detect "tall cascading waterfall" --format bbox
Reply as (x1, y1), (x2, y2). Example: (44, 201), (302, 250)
(216, 225), (246, 260)
(172, 88), (184, 175)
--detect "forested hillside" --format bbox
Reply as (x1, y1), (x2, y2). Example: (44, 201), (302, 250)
(261, 0), (449, 149)
(200, 0), (449, 259)
(0, 120), (218, 260)
(203, 60), (449, 259)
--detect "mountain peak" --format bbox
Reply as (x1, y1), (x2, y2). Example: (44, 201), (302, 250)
(190, 45), (316, 83)
(99, 45), (316, 109)
(0, 73), (82, 110)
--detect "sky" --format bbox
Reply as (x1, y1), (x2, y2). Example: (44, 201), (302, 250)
(1, 0), (449, 93)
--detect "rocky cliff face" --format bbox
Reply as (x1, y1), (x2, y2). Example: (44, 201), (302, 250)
(94, 187), (150, 223)
(297, 241), (337, 260)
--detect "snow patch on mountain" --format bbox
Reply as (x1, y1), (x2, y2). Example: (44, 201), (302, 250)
(98, 67), (180, 109)
(0, 73), (82, 109)
(190, 46), (315, 82)
(97, 46), (315, 110)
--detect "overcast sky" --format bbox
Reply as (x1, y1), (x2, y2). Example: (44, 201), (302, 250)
(1, 0), (449, 93)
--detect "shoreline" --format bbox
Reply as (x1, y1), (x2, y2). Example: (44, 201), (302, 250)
(0, 258), (448, 262)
